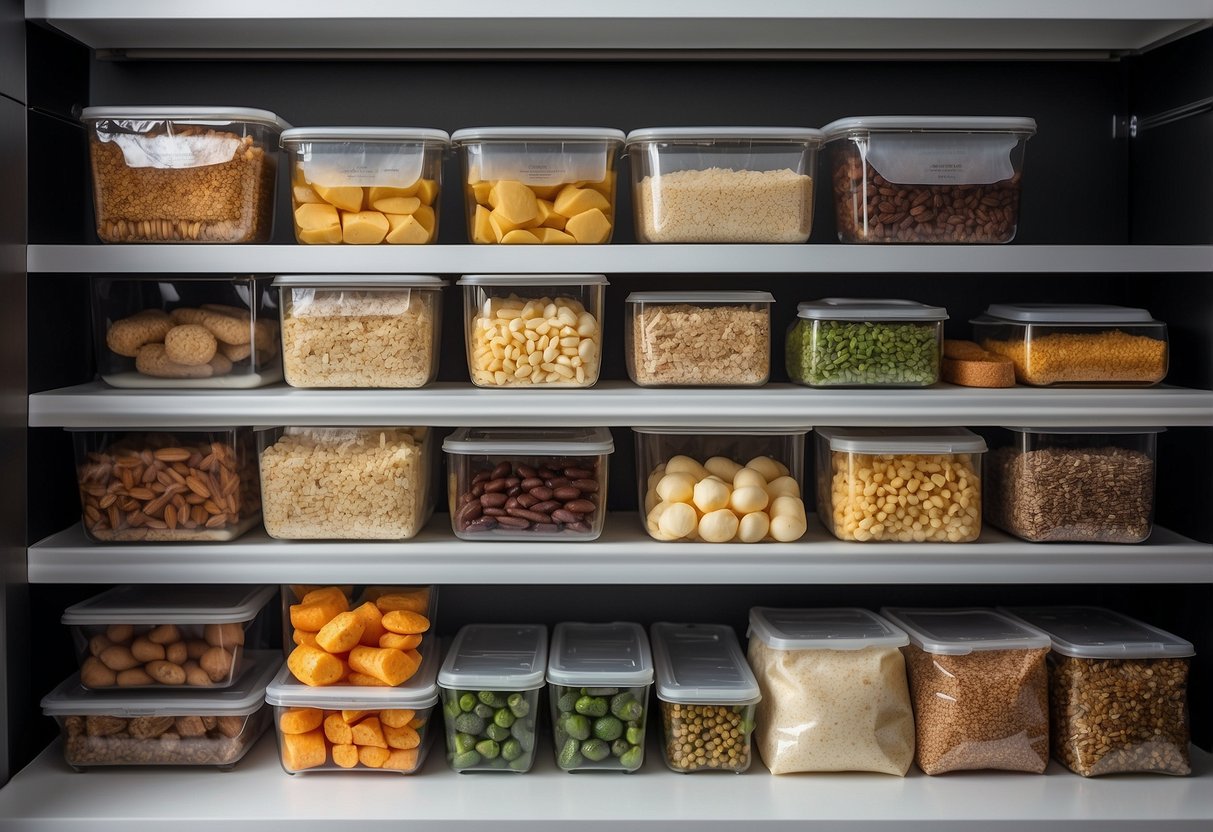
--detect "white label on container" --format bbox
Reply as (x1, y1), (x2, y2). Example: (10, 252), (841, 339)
(477, 142), (608, 185)
(300, 143), (425, 189)
(864, 133), (1018, 185)
(102, 134), (241, 169)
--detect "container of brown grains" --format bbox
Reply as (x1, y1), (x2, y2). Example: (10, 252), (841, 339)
(985, 427), (1161, 543)
(880, 607), (1051, 775)
(1002, 606), (1193, 777)
(83, 107), (289, 243)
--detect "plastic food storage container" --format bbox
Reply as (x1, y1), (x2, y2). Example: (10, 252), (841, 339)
(624, 127), (822, 243)
(438, 624), (548, 773)
(635, 428), (809, 543)
(458, 275), (607, 388)
(745, 608), (913, 775)
(82, 106), (288, 243)
(281, 585), (435, 662)
(452, 127), (624, 244)
(42, 649), (279, 771)
(651, 622), (760, 774)
(1000, 606), (1194, 777)
(971, 303), (1169, 386)
(63, 585), (276, 690)
(625, 291), (774, 387)
(786, 298), (947, 387)
(259, 427), (433, 540)
(816, 427), (984, 543)
(444, 427), (612, 540)
(822, 116), (1036, 244)
(280, 127), (448, 245)
(548, 622), (653, 772)
(74, 427), (262, 542)
(985, 427), (1161, 543)
(91, 275), (282, 388)
(275, 275), (444, 388)
(880, 607), (1051, 775)
(264, 642), (441, 774)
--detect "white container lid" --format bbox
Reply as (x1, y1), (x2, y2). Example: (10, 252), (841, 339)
(81, 106), (290, 132)
(457, 274), (608, 287)
(265, 641), (441, 709)
(816, 427), (986, 455)
(880, 607), (1051, 656)
(281, 127), (449, 145)
(625, 127), (824, 145)
(796, 298), (948, 322)
(748, 607), (909, 651)
(42, 650), (280, 717)
(822, 116), (1037, 140)
(626, 291), (775, 305)
(438, 624), (548, 691)
(1003, 426), (1165, 435)
(547, 622), (653, 687)
(999, 607), (1194, 660)
(443, 427), (614, 456)
(632, 427), (808, 437)
(274, 275), (446, 290)
(452, 127), (625, 144)
(977, 303), (1159, 324)
(650, 623), (760, 706)
(62, 585), (276, 626)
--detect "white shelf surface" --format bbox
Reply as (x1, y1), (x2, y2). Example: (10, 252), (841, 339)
(27, 381), (1213, 429)
(27, 518), (1213, 585)
(1, 736), (1210, 831)
(25, 0), (1213, 53)
(26, 243), (1213, 274)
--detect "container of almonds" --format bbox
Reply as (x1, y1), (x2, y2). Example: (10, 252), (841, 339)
(1002, 606), (1194, 777)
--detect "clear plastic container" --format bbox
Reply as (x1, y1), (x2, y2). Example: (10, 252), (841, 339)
(880, 607), (1052, 775)
(815, 427), (985, 543)
(264, 642), (440, 775)
(74, 427), (262, 542)
(1000, 606), (1194, 777)
(275, 275), (444, 388)
(281, 584), (436, 662)
(280, 127), (449, 245)
(42, 649), (279, 771)
(971, 303), (1169, 386)
(625, 291), (774, 387)
(548, 622), (653, 773)
(82, 106), (289, 243)
(651, 622), (760, 774)
(452, 127), (624, 244)
(258, 427), (433, 540)
(634, 427), (809, 543)
(457, 275), (607, 388)
(785, 298), (947, 388)
(985, 427), (1161, 543)
(443, 427), (612, 540)
(91, 276), (282, 389)
(438, 624), (548, 773)
(822, 116), (1036, 244)
(63, 585), (276, 690)
(624, 127), (823, 243)
(745, 608), (913, 775)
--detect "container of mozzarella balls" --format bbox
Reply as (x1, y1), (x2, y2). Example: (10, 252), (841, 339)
(633, 428), (809, 543)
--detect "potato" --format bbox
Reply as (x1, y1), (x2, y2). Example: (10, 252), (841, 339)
(146, 660), (186, 685)
(204, 622), (245, 649)
(130, 636), (166, 663)
(380, 610), (430, 635)
(281, 729), (327, 771)
(116, 667), (154, 686)
(88, 634), (113, 657)
(105, 624), (134, 644)
(80, 656), (116, 688)
(216, 715), (244, 738)
(174, 715), (208, 738)
(199, 646), (234, 683)
(183, 660), (212, 687)
(279, 707), (324, 735)
(185, 639), (209, 661)
(147, 624), (182, 645)
(99, 645), (139, 672)
(165, 641), (188, 665)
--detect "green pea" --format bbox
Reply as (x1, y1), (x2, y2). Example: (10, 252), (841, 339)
(580, 739), (611, 762)
(452, 732), (478, 754)
(625, 725), (644, 746)
(478, 690), (507, 708)
(611, 738), (630, 757)
(514, 728), (536, 753)
(619, 746), (644, 770)
(563, 713), (591, 741)
(593, 716), (623, 741)
(557, 737), (584, 769)
(485, 723), (510, 742)
(575, 695), (608, 717)
(501, 738), (523, 761)
(786, 318), (940, 387)
(458, 693), (477, 713)
(452, 712), (485, 735)
(443, 698), (463, 720)
(475, 739), (500, 760)
(488, 756), (507, 769)
(585, 687), (619, 696)
(452, 750), (481, 769)
(493, 708), (515, 729)
(557, 691), (579, 713)
(511, 718), (534, 739)
(473, 703), (495, 719)
(610, 693), (643, 721)
(509, 757), (531, 771)
(507, 693), (530, 718)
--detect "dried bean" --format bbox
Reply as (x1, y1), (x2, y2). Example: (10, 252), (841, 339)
(451, 457), (604, 537)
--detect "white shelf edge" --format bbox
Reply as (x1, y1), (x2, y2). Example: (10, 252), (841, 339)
(26, 518), (1213, 585)
(25, 244), (1213, 275)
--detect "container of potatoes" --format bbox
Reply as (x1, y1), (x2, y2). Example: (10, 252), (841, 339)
(63, 584), (276, 690)
(281, 127), (449, 245)
(42, 650), (280, 771)
(452, 127), (624, 244)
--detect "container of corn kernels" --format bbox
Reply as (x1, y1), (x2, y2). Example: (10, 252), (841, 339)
(970, 303), (1168, 386)
(815, 427), (985, 543)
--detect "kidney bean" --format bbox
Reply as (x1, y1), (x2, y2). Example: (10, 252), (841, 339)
(521, 477), (544, 490)
(480, 492), (507, 509)
(471, 483), (485, 498)
(531, 500), (561, 514)
(552, 486), (580, 501)
(452, 457), (605, 538)
(507, 485), (523, 497)
(537, 468), (557, 479)
(456, 501), (483, 526)
(465, 516), (499, 531)
(507, 507), (551, 524)
(564, 499), (596, 515)
(547, 477), (571, 489)
(496, 515), (531, 529)
(552, 509), (584, 524)
(564, 467), (593, 479)
(459, 492), (476, 506)
(532, 523), (561, 534)
(505, 496), (520, 511)
(571, 479), (599, 493)
(484, 478), (507, 493)
(483, 507), (506, 517)
(505, 477), (521, 488)
(567, 521), (592, 533)
(517, 493), (539, 509)
(516, 464), (536, 479)
(529, 485), (554, 501)
(472, 470), (492, 485)
(491, 461), (512, 479)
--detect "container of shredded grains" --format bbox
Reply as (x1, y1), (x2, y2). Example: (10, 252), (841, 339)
(624, 128), (822, 243)
(745, 607), (914, 775)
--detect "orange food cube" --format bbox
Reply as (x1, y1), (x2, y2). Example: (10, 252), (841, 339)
(347, 671), (391, 687)
(281, 729), (327, 771)
(332, 743), (359, 768)
(290, 595), (348, 632)
(383, 748), (419, 771)
(384, 723), (421, 750)
(349, 646), (414, 686)
(378, 632), (422, 651)
(372, 588), (429, 615)
(341, 710), (371, 724)
(381, 610), (430, 635)
(379, 709), (415, 729)
(279, 707), (324, 735)
(351, 602), (386, 647)
(351, 716), (387, 748)
(324, 713), (353, 745)
(359, 746), (391, 768)
(316, 611), (365, 654)
(287, 644), (347, 687)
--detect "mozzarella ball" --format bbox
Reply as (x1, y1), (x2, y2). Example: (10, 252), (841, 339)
(729, 485), (769, 515)
(746, 456), (783, 482)
(773, 460), (790, 477)
(698, 509), (740, 543)
(656, 472), (696, 504)
(644, 490), (658, 515)
(737, 512), (770, 543)
(733, 467), (768, 490)
(658, 502), (698, 539)
(771, 495), (806, 520)
(666, 455), (709, 479)
(765, 475), (801, 499)
(646, 463), (667, 491)
(704, 456), (743, 481)
(692, 478), (732, 513)
(770, 513), (808, 542)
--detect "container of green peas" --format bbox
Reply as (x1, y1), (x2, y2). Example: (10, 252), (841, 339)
(547, 621), (653, 773)
(438, 624), (547, 773)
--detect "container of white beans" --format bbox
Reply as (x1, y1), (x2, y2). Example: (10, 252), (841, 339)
(815, 427), (985, 543)
(457, 275), (606, 388)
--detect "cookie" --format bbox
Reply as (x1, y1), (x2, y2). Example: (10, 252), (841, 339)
(135, 343), (214, 379)
(170, 308), (250, 346)
(164, 325), (217, 366)
(106, 310), (173, 358)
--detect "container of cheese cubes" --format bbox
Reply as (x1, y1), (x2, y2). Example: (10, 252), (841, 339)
(634, 427), (809, 543)
(452, 127), (624, 244)
(280, 127), (448, 245)
(458, 275), (606, 388)
(816, 427), (985, 543)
